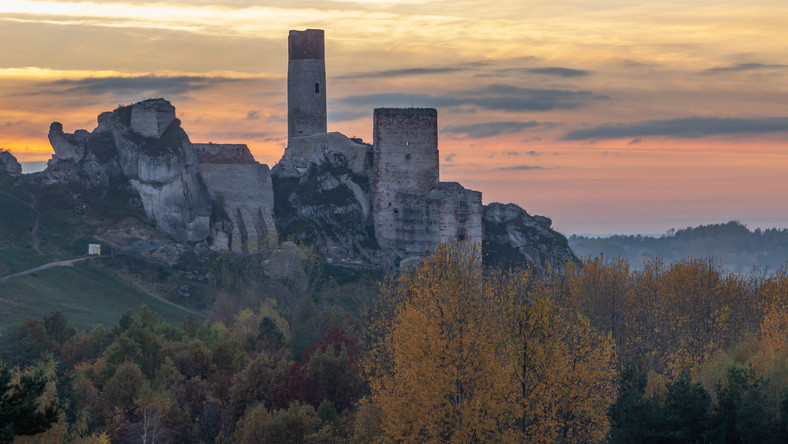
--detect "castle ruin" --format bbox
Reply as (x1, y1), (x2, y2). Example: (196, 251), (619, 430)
(283, 29), (483, 261)
(370, 109), (482, 257)
(27, 27), (576, 271)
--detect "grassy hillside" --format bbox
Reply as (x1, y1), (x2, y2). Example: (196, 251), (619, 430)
(0, 171), (383, 342)
(0, 171), (201, 333)
(0, 259), (194, 336)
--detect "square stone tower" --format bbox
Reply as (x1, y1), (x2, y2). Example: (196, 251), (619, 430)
(371, 108), (440, 256)
(288, 29), (327, 144)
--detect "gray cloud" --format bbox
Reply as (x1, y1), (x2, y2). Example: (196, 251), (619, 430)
(341, 84), (607, 112)
(336, 61), (492, 80)
(528, 67), (590, 77)
(562, 117), (788, 140)
(445, 153), (456, 162)
(246, 110), (260, 120)
(623, 60), (659, 68)
(1, 120), (43, 137)
(705, 63), (787, 73)
(503, 150), (542, 156)
(476, 66), (590, 78)
(327, 110), (370, 122)
(442, 121), (542, 138)
(30, 75), (245, 97)
(497, 165), (544, 171)
(337, 67), (465, 79)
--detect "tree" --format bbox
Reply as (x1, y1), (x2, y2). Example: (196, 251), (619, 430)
(303, 327), (363, 412)
(366, 244), (512, 442)
(235, 402), (270, 444)
(367, 244), (618, 442)
(0, 361), (60, 443)
(761, 268), (788, 351)
(713, 365), (774, 443)
(227, 352), (287, 419)
(130, 385), (170, 444)
(607, 366), (656, 444)
(263, 401), (321, 443)
(509, 281), (617, 442)
(658, 371), (713, 443)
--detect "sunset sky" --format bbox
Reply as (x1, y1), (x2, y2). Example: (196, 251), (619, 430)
(2, 0), (787, 235)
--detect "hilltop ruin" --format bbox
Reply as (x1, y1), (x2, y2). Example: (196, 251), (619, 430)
(26, 28), (577, 270)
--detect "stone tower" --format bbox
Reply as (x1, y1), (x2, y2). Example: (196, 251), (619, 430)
(371, 108), (440, 256)
(288, 29), (327, 144)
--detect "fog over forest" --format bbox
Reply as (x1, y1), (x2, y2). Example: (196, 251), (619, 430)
(569, 221), (788, 274)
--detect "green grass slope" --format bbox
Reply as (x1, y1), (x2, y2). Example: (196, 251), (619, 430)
(1, 172), (199, 333)
(0, 259), (192, 335)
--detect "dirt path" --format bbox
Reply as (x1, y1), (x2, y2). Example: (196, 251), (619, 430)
(0, 255), (200, 316)
(0, 256), (96, 283)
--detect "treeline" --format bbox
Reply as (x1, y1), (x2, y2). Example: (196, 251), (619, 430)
(3, 246), (788, 442)
(569, 220), (788, 273)
(1, 306), (365, 443)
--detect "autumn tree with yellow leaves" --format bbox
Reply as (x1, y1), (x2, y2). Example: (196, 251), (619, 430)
(365, 245), (512, 442)
(365, 244), (618, 442)
(508, 277), (617, 443)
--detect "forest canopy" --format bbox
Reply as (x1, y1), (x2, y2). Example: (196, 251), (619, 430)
(2, 244), (788, 442)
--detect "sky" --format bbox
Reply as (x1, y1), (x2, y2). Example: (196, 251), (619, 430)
(1, 0), (787, 235)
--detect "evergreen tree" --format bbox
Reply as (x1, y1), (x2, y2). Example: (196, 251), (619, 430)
(0, 362), (60, 443)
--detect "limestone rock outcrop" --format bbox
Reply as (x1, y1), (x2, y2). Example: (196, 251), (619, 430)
(482, 202), (579, 271)
(272, 133), (381, 264)
(278, 132), (371, 177)
(0, 150), (22, 176)
(49, 123), (87, 162)
(44, 98), (211, 243)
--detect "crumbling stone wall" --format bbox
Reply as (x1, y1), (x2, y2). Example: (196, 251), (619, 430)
(436, 182), (483, 249)
(192, 143), (256, 165)
(195, 142), (277, 253)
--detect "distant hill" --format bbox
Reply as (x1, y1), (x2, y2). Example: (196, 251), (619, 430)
(569, 221), (788, 273)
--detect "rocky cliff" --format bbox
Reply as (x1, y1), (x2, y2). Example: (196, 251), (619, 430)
(44, 99), (211, 243)
(0, 150), (22, 176)
(482, 203), (579, 271)
(271, 133), (382, 264)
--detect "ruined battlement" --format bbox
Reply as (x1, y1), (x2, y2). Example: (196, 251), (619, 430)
(288, 29), (325, 60)
(192, 143), (256, 165)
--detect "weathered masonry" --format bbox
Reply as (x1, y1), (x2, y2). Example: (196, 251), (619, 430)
(288, 29), (327, 144)
(193, 143), (278, 254)
(371, 108), (482, 258)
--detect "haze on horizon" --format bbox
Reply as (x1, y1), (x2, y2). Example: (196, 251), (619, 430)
(2, 0), (787, 235)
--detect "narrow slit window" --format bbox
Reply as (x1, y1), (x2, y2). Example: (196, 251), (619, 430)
(315, 83), (320, 94)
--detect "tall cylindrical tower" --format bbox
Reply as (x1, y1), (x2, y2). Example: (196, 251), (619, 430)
(288, 29), (327, 144)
